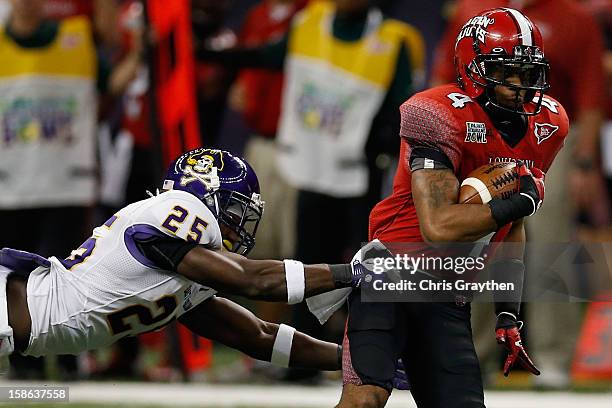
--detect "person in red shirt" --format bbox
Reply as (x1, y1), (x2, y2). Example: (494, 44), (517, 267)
(338, 8), (566, 407)
(582, 0), (612, 202)
(192, 0), (237, 147)
(227, 0), (308, 351)
(229, 0), (307, 264)
(431, 0), (604, 387)
(232, 0), (307, 139)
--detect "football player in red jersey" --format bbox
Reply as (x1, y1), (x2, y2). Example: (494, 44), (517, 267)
(337, 8), (568, 408)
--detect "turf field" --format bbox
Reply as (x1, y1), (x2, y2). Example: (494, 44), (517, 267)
(1, 383), (611, 408)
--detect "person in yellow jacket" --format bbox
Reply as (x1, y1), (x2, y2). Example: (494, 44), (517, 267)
(199, 0), (425, 382)
(0, 0), (141, 380)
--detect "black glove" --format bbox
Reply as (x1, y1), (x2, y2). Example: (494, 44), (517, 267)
(489, 161), (545, 228)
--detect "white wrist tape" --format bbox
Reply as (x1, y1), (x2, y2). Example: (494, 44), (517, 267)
(271, 324), (295, 368)
(283, 259), (305, 304)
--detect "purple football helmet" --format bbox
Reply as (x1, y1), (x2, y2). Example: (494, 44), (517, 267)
(163, 148), (264, 255)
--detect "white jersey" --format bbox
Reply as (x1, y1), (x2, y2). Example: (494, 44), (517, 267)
(24, 190), (222, 357)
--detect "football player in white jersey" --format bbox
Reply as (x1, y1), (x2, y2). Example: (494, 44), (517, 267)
(0, 148), (393, 379)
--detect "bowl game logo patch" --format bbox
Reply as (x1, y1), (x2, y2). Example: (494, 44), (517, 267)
(465, 122), (487, 143)
(534, 123), (559, 145)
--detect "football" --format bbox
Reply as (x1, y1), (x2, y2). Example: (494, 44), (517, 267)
(459, 162), (519, 204)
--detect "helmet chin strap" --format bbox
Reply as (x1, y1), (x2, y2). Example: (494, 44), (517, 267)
(480, 93), (528, 147)
(482, 87), (526, 117)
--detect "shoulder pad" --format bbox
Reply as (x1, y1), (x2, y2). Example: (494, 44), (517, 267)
(399, 92), (464, 171)
(141, 190), (222, 249)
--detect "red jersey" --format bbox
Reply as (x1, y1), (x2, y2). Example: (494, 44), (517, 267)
(431, 0), (605, 119)
(368, 84), (569, 243)
(118, 1), (151, 148)
(582, 0), (612, 119)
(235, 0), (306, 137)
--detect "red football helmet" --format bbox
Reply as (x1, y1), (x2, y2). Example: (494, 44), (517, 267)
(454, 8), (550, 115)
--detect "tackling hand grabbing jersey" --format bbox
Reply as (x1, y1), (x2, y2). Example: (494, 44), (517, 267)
(0, 148), (404, 383)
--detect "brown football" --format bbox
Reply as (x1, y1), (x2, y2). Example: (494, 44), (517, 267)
(459, 162), (519, 204)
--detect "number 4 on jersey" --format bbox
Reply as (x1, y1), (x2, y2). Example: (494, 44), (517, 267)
(448, 92), (559, 115)
(533, 96), (559, 114)
(447, 92), (473, 109)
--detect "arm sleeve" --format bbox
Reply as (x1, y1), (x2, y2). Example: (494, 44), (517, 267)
(127, 191), (222, 271)
(409, 147), (454, 172)
(399, 96), (463, 171)
(135, 235), (198, 272)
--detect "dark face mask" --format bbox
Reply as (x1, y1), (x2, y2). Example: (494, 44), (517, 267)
(217, 189), (263, 256)
(467, 45), (550, 116)
(478, 93), (528, 148)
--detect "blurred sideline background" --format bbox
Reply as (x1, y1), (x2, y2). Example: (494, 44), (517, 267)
(0, 0), (611, 406)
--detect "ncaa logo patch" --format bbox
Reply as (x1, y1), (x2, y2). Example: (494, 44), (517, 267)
(534, 123), (559, 145)
(465, 122), (487, 143)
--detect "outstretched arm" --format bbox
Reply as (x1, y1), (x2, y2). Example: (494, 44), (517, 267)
(178, 296), (340, 371)
(136, 233), (370, 304)
(177, 247), (338, 301)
